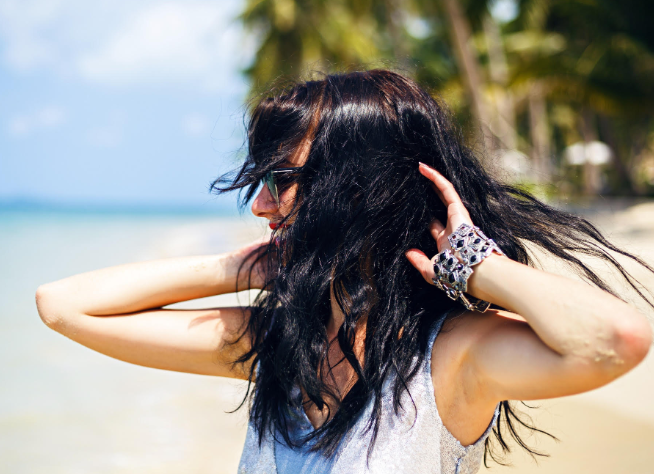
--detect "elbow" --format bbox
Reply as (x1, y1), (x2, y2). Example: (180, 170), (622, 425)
(35, 283), (66, 331)
(562, 310), (651, 392)
(611, 310), (652, 373)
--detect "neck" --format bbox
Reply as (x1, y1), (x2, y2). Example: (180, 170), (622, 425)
(327, 280), (368, 344)
(327, 281), (345, 338)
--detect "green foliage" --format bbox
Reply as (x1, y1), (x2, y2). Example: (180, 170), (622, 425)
(236, 0), (654, 196)
(510, 179), (560, 202)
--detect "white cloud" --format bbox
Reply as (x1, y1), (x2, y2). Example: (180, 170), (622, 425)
(77, 2), (245, 91)
(37, 105), (66, 126)
(181, 113), (210, 137)
(0, 0), (63, 71)
(8, 116), (30, 136)
(7, 105), (66, 136)
(0, 0), (253, 93)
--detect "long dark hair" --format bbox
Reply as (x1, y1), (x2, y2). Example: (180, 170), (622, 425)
(210, 68), (654, 465)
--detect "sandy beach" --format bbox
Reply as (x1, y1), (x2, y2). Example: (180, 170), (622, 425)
(3, 201), (653, 473)
(144, 202), (654, 474)
(477, 201), (654, 474)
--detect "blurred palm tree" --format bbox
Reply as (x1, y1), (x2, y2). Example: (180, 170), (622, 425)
(236, 0), (654, 196)
(507, 0), (654, 193)
(238, 0), (502, 158)
(238, 0), (403, 99)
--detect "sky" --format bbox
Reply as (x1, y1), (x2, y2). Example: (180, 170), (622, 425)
(0, 0), (519, 212)
(0, 0), (256, 211)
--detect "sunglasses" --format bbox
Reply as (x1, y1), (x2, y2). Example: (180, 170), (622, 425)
(262, 167), (303, 206)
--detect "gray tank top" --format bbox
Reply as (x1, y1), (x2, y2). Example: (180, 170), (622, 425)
(237, 317), (500, 474)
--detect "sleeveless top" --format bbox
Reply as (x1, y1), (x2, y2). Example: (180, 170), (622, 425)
(237, 317), (501, 474)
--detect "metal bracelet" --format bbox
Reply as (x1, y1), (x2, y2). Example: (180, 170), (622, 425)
(432, 223), (504, 313)
(447, 223), (505, 268)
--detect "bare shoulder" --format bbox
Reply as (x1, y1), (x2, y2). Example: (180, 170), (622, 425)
(429, 308), (526, 446)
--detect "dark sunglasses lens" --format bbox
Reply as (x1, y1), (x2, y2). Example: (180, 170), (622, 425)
(263, 172), (279, 204)
(274, 173), (297, 190)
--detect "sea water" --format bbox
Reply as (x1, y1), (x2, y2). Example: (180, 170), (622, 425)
(5, 202), (654, 474)
(0, 207), (267, 474)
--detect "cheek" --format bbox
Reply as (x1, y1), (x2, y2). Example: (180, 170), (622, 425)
(278, 185), (300, 214)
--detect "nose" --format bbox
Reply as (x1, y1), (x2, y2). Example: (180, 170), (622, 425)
(251, 183), (278, 218)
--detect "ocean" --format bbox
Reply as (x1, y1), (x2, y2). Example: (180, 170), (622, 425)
(0, 207), (266, 474)
(3, 202), (654, 474)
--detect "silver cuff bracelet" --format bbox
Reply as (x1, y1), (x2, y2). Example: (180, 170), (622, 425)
(432, 223), (505, 312)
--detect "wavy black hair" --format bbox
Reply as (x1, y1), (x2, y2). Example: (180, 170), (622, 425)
(210, 68), (654, 466)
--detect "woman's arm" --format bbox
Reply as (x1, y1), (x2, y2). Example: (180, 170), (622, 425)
(466, 254), (651, 399)
(35, 239), (269, 379)
(406, 163), (652, 404)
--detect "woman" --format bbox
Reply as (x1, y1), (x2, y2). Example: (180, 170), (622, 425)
(36, 69), (653, 474)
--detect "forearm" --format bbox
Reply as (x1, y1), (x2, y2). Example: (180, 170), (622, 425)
(467, 253), (651, 361)
(37, 251), (257, 318)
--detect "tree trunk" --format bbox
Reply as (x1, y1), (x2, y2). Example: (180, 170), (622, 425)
(483, 14), (516, 151)
(441, 0), (494, 155)
(581, 108), (601, 196)
(383, 0), (412, 71)
(598, 115), (634, 194)
(528, 83), (551, 183)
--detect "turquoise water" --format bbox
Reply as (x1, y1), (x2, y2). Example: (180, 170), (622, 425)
(5, 203), (654, 473)
(0, 209), (263, 473)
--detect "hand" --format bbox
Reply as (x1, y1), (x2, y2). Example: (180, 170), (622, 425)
(232, 236), (276, 289)
(404, 162), (475, 285)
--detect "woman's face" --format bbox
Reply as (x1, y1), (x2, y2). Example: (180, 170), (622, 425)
(251, 138), (311, 229)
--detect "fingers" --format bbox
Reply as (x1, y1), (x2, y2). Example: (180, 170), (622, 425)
(429, 219), (445, 242)
(242, 237), (271, 252)
(404, 248), (435, 285)
(408, 162), (476, 287)
(419, 162), (473, 227)
(235, 237), (272, 261)
(418, 162), (464, 208)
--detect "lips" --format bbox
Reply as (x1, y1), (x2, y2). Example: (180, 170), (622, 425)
(269, 222), (289, 230)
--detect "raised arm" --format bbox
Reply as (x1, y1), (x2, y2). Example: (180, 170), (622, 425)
(406, 162), (652, 405)
(35, 239), (270, 379)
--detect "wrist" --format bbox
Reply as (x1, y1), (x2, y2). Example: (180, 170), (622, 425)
(211, 252), (242, 294)
(431, 223), (507, 312)
(226, 249), (267, 291)
(465, 252), (511, 305)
